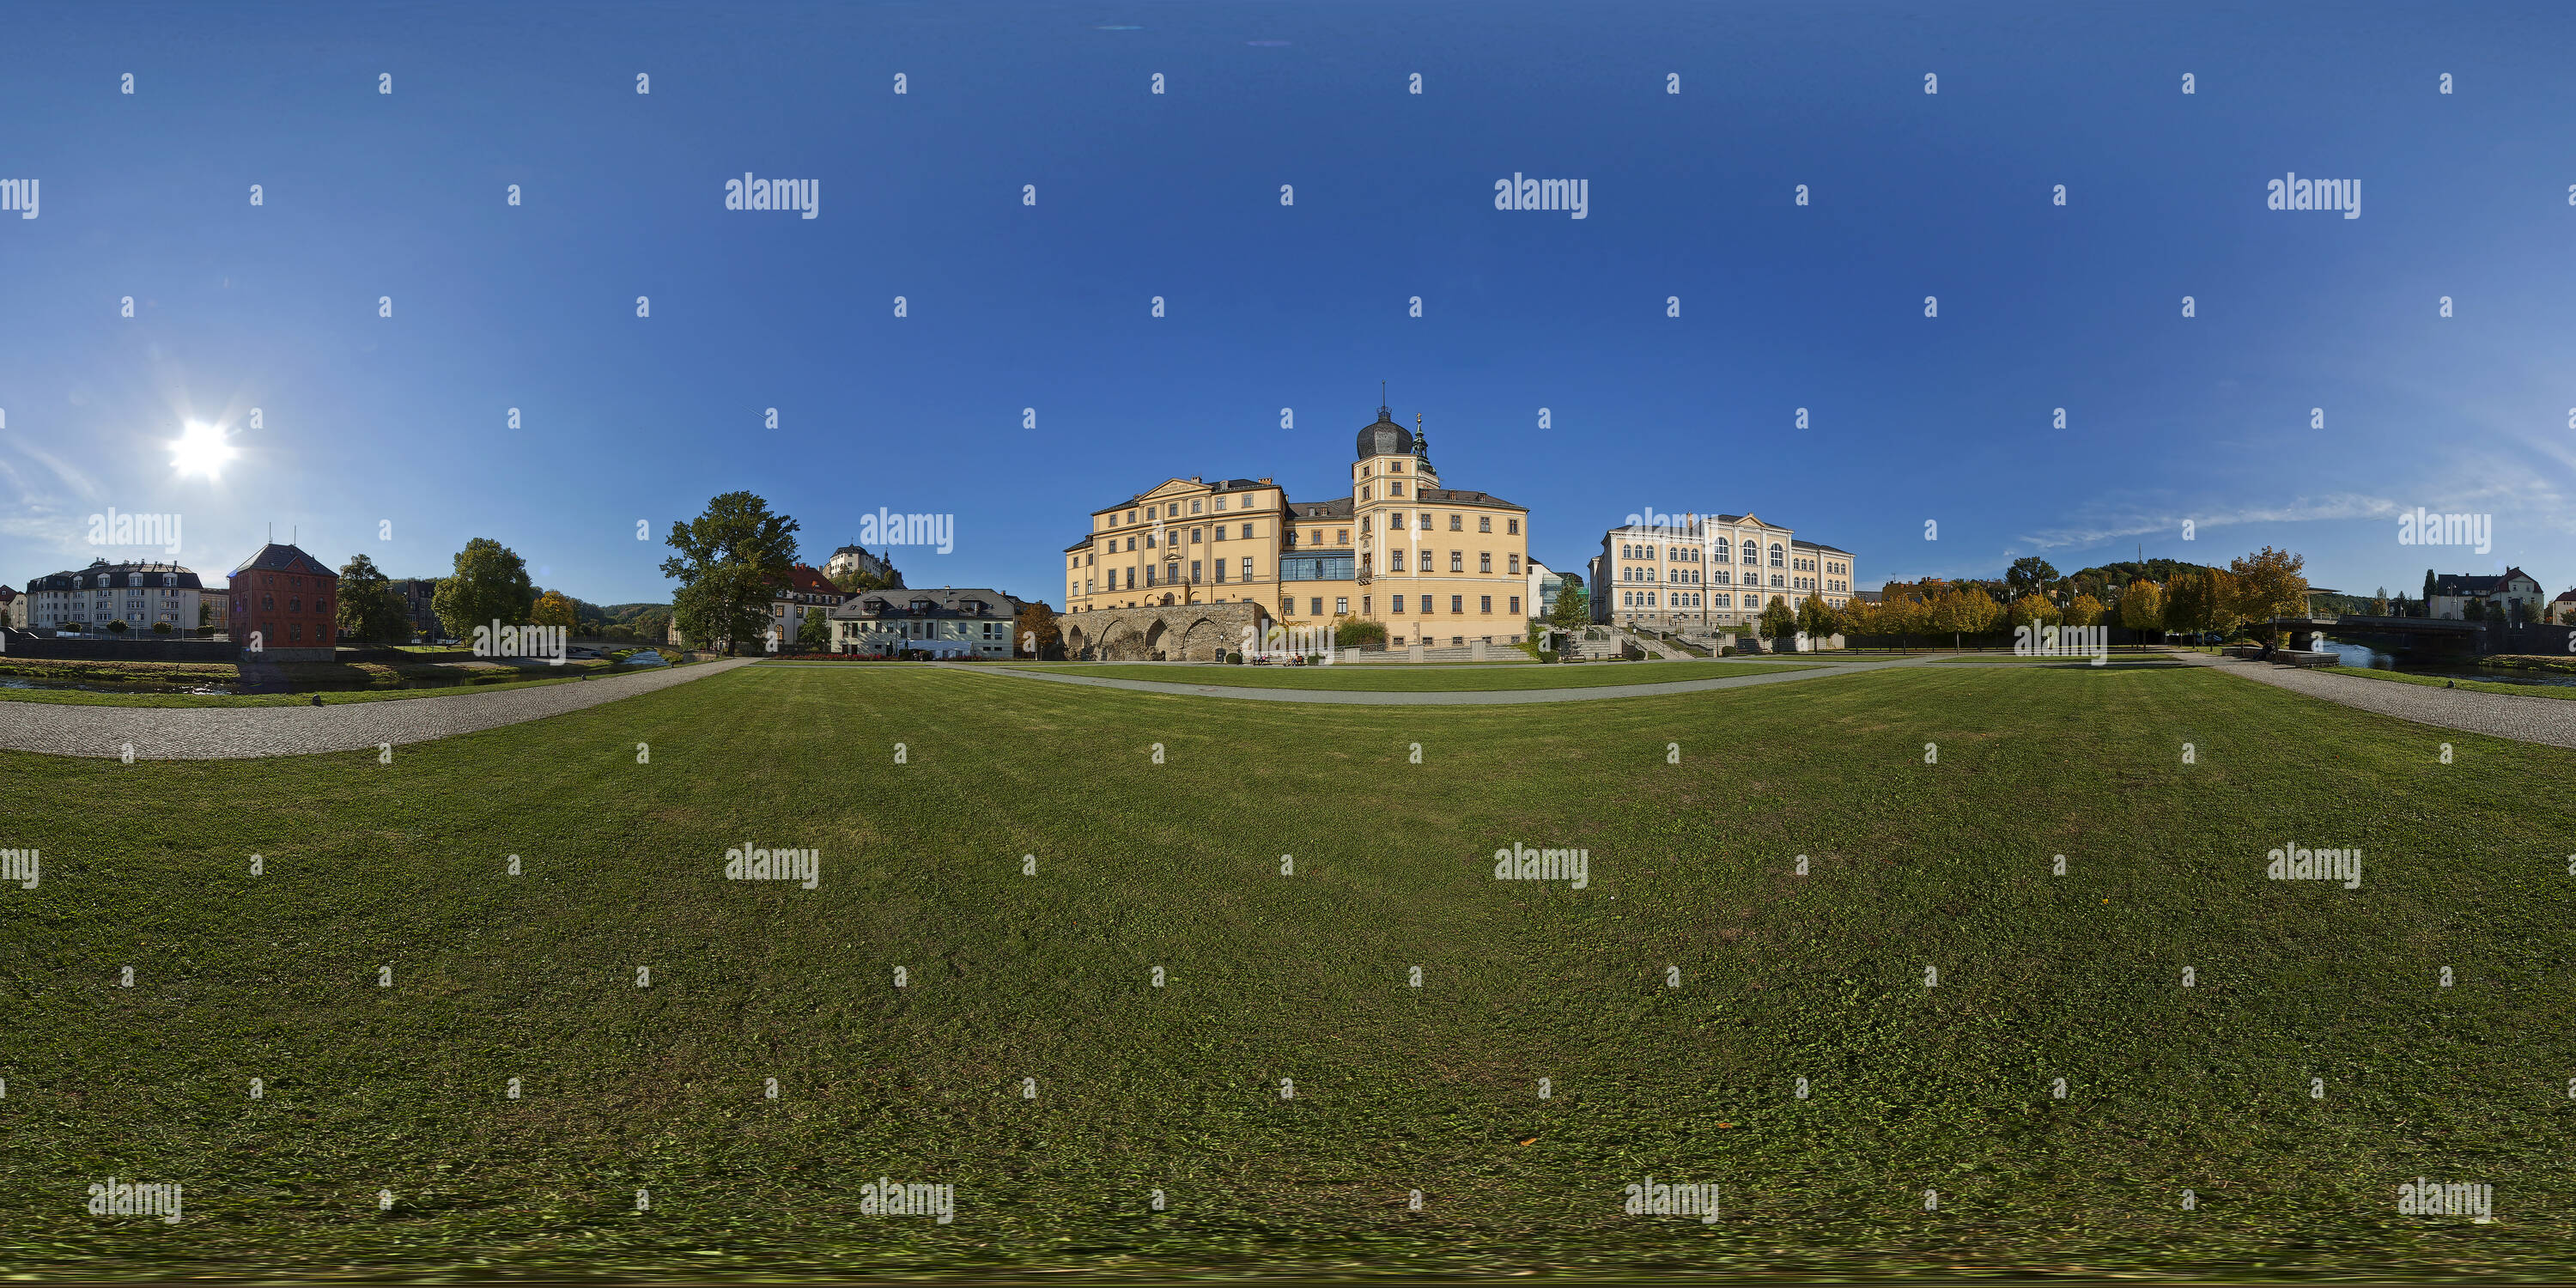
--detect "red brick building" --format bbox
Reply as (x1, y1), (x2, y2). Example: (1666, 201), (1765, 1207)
(228, 543), (339, 660)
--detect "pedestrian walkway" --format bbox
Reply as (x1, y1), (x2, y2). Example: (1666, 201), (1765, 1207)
(2167, 651), (2576, 750)
(0, 658), (762, 760)
(932, 655), (1935, 706)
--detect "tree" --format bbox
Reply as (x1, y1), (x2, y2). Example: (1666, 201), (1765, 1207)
(2229, 546), (2308, 644)
(106, 618), (129, 633)
(336, 552), (415, 644)
(795, 605), (833, 650)
(433, 538), (538, 641)
(532, 590), (579, 633)
(2372, 586), (2390, 616)
(1334, 617), (1388, 649)
(1014, 601), (1060, 658)
(661, 492), (800, 655)
(1759, 595), (1797, 639)
(1795, 592), (1833, 637)
(2005, 556), (2062, 600)
(2062, 592), (2105, 629)
(1549, 584), (1589, 627)
(830, 566), (896, 594)
(2118, 580), (2164, 635)
(2008, 592), (2059, 629)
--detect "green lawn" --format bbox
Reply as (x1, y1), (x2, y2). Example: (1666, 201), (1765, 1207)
(2324, 665), (2576, 701)
(1004, 659), (1814, 690)
(2, 664), (2571, 1279)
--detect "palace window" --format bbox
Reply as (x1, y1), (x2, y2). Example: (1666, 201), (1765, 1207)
(1391, 483), (1405, 496)
(1510, 596), (1521, 613)
(1449, 551), (1463, 573)
(1394, 595), (1406, 612)
(1478, 516), (1492, 532)
(1479, 552), (1492, 574)
(1509, 554), (1521, 574)
(1450, 595), (1463, 613)
(1449, 514), (1462, 531)
(1479, 596), (1492, 613)
(1191, 500), (1202, 514)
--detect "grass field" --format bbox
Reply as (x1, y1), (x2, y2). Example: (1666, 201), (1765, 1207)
(2323, 665), (2576, 702)
(3, 663), (2572, 1279)
(1002, 659), (1815, 690)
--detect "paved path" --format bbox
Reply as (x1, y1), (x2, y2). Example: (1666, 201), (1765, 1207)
(2168, 651), (2576, 750)
(0, 658), (762, 760)
(919, 655), (1937, 706)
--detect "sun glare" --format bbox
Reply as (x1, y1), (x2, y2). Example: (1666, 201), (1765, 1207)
(170, 421), (236, 478)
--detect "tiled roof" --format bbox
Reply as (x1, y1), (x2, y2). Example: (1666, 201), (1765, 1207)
(228, 544), (334, 578)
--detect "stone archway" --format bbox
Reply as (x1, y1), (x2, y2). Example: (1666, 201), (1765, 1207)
(1069, 602), (1270, 665)
(1064, 623), (1090, 660)
(1178, 617), (1224, 661)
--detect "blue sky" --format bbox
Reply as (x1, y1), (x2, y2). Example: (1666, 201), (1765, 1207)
(3, 1), (2570, 605)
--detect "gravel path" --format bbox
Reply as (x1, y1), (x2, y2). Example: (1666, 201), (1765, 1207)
(2167, 652), (2576, 750)
(920, 655), (1938, 706)
(0, 658), (763, 760)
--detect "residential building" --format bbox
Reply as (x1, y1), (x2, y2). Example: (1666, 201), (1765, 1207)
(24, 559), (206, 632)
(1527, 560), (1575, 620)
(390, 578), (442, 638)
(227, 544), (339, 659)
(664, 562), (848, 649)
(1591, 514), (1856, 632)
(2427, 568), (2545, 623)
(0, 586), (20, 628)
(2549, 587), (2576, 624)
(823, 544), (903, 588)
(1060, 402), (1533, 647)
(200, 592), (226, 632)
(829, 586), (1016, 658)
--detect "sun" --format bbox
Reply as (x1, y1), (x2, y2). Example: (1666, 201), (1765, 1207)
(169, 421), (236, 478)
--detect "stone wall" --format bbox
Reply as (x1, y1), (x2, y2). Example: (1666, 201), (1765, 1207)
(1060, 601), (1272, 662)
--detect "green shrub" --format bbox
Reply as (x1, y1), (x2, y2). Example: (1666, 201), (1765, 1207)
(1536, 650), (1557, 664)
(1721, 645), (1735, 656)
(1225, 652), (1242, 665)
(1334, 618), (1388, 649)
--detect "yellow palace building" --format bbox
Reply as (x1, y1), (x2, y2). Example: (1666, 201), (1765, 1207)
(1060, 403), (1532, 654)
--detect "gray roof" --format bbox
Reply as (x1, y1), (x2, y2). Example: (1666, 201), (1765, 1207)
(228, 543), (335, 579)
(831, 586), (1015, 620)
(29, 559), (206, 592)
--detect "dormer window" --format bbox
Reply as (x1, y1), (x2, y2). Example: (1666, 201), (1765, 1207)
(128, 574), (143, 587)
(163, 574), (176, 587)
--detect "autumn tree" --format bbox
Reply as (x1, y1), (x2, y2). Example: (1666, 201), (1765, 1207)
(2062, 593), (2106, 629)
(532, 590), (579, 633)
(2229, 548), (2309, 642)
(1015, 600), (1061, 658)
(2008, 592), (2059, 629)
(2117, 579), (2164, 635)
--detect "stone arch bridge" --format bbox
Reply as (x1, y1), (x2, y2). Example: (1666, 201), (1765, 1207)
(1060, 601), (1272, 662)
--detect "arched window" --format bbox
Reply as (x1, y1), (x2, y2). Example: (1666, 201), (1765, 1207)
(1741, 541), (1757, 564)
(1769, 543), (1785, 568)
